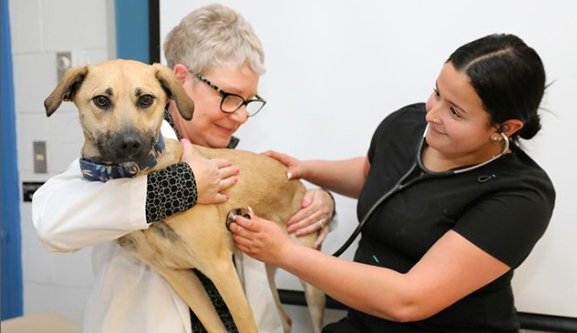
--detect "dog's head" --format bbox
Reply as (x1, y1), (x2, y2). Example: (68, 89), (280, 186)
(44, 59), (194, 164)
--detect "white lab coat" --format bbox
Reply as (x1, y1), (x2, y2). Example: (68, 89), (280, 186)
(32, 121), (283, 333)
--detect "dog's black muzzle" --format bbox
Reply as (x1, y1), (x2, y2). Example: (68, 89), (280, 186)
(97, 130), (155, 164)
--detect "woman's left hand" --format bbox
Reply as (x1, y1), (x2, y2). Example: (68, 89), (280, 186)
(230, 212), (294, 266)
(287, 189), (334, 249)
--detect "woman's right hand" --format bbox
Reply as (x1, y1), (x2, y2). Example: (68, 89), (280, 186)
(264, 150), (306, 180)
(181, 139), (239, 204)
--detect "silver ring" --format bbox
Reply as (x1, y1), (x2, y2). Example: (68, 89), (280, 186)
(317, 219), (326, 229)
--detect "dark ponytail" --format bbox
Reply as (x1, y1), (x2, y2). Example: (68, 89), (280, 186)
(448, 34), (546, 141)
(518, 113), (542, 140)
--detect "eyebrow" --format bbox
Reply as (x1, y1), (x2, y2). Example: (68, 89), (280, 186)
(105, 88), (114, 96)
(221, 85), (257, 99)
(215, 81), (256, 99)
(435, 81), (468, 114)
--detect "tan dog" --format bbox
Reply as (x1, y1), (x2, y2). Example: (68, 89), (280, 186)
(44, 59), (325, 333)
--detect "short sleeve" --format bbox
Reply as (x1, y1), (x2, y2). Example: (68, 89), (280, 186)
(367, 105), (419, 162)
(453, 189), (553, 268)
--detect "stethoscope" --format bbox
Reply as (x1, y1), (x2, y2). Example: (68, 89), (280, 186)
(331, 124), (510, 257)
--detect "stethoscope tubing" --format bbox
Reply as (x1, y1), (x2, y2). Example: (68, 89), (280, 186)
(331, 161), (422, 257)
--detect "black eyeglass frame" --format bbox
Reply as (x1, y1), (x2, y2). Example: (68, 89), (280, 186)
(192, 72), (266, 117)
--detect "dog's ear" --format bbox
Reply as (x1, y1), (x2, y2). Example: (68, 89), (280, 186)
(153, 63), (194, 120)
(44, 65), (89, 117)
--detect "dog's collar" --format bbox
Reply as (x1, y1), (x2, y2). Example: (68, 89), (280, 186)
(80, 133), (166, 182)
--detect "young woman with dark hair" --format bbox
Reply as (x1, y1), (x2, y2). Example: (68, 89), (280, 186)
(230, 33), (555, 333)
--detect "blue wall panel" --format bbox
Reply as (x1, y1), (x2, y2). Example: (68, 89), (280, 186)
(1, 0), (24, 320)
(115, 0), (150, 63)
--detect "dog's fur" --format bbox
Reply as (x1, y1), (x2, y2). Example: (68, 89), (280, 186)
(44, 59), (325, 333)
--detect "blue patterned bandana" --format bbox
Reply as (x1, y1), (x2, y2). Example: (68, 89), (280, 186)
(79, 133), (166, 182)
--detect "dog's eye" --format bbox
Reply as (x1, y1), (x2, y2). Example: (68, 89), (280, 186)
(138, 95), (154, 108)
(93, 95), (110, 109)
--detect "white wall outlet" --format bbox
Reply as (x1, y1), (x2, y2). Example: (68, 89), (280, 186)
(33, 141), (47, 174)
(56, 52), (72, 81)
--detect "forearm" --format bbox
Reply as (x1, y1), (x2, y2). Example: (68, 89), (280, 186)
(32, 160), (149, 252)
(33, 160), (200, 253)
(301, 157), (368, 198)
(279, 244), (414, 321)
(145, 162), (197, 222)
(235, 214), (509, 323)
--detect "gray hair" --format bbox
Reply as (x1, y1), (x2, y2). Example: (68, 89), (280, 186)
(163, 4), (265, 76)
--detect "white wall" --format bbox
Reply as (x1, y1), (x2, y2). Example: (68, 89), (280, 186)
(10, 0), (116, 325)
(161, 0), (577, 318)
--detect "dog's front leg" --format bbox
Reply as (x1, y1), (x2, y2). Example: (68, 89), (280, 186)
(206, 259), (259, 333)
(158, 268), (228, 333)
(162, 205), (260, 333)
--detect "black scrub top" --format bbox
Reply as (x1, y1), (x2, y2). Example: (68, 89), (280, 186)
(348, 103), (555, 333)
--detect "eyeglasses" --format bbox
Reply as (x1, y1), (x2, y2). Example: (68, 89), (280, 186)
(192, 72), (266, 117)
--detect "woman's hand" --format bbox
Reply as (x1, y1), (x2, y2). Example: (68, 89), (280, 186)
(230, 211), (295, 266)
(265, 151), (335, 248)
(264, 150), (306, 180)
(181, 138), (239, 204)
(287, 189), (334, 249)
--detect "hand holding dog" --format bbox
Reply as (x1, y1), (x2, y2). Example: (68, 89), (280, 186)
(287, 189), (332, 249)
(230, 212), (295, 266)
(264, 150), (307, 180)
(181, 139), (239, 204)
(266, 150), (333, 248)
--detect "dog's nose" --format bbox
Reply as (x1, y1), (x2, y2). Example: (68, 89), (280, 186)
(98, 130), (153, 164)
(118, 132), (143, 157)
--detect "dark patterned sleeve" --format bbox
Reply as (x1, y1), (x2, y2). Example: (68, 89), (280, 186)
(145, 162), (197, 223)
